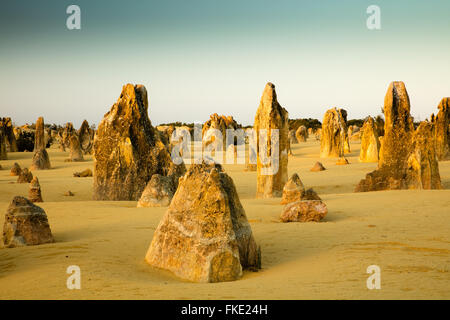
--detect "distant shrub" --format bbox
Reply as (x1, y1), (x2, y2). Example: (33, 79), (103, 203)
(347, 119), (365, 127)
(289, 118), (322, 131)
(157, 122), (195, 128)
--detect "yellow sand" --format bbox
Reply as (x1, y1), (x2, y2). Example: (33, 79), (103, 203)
(0, 140), (449, 300)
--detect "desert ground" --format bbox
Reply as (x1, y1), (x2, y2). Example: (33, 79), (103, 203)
(0, 139), (449, 300)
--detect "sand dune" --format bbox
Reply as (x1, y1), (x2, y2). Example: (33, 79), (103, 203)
(0, 140), (449, 299)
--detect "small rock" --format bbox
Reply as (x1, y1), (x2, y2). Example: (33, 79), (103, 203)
(17, 168), (33, 183)
(73, 168), (93, 177)
(280, 173), (305, 204)
(2, 196), (54, 247)
(137, 174), (174, 207)
(28, 176), (43, 202)
(10, 162), (22, 176)
(280, 200), (328, 222)
(310, 161), (326, 172)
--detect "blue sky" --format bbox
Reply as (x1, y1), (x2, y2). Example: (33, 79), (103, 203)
(1, 0), (449, 127)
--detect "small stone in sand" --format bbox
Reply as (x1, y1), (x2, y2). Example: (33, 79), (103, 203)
(73, 169), (93, 177)
(310, 162), (326, 172)
(336, 157), (349, 165)
(280, 200), (327, 222)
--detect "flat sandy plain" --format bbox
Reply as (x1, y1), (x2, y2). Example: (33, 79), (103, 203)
(0, 139), (449, 299)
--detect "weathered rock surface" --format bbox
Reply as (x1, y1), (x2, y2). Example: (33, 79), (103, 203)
(359, 117), (380, 162)
(289, 130), (298, 144)
(432, 98), (450, 160)
(300, 188), (321, 201)
(405, 121), (442, 189)
(280, 200), (328, 222)
(28, 176), (43, 202)
(17, 168), (33, 183)
(310, 161), (326, 172)
(202, 114), (240, 153)
(93, 84), (186, 200)
(62, 122), (76, 149)
(280, 173), (305, 204)
(73, 168), (93, 177)
(0, 121), (7, 160)
(67, 135), (84, 162)
(78, 120), (94, 154)
(0, 117), (18, 152)
(295, 125), (308, 142)
(355, 82), (442, 192)
(30, 117), (51, 170)
(2, 196), (54, 248)
(145, 162), (261, 283)
(320, 108), (350, 158)
(254, 83), (289, 198)
(137, 174), (174, 207)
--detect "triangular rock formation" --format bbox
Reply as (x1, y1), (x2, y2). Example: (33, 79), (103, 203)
(10, 162), (22, 176)
(137, 174), (174, 207)
(78, 120), (94, 154)
(2, 196), (54, 247)
(280, 173), (305, 204)
(28, 176), (43, 202)
(93, 84), (186, 200)
(17, 168), (33, 183)
(145, 162), (261, 282)
(67, 135), (84, 162)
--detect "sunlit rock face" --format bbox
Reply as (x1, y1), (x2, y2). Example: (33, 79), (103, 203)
(355, 82), (442, 192)
(145, 162), (261, 283)
(432, 98), (450, 160)
(280, 173), (305, 205)
(254, 82), (289, 198)
(2, 196), (54, 248)
(295, 125), (308, 142)
(93, 84), (185, 201)
(78, 120), (94, 155)
(0, 117), (18, 152)
(280, 200), (328, 223)
(320, 108), (350, 158)
(28, 176), (43, 203)
(30, 117), (51, 170)
(137, 174), (174, 207)
(66, 135), (84, 162)
(359, 117), (380, 163)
